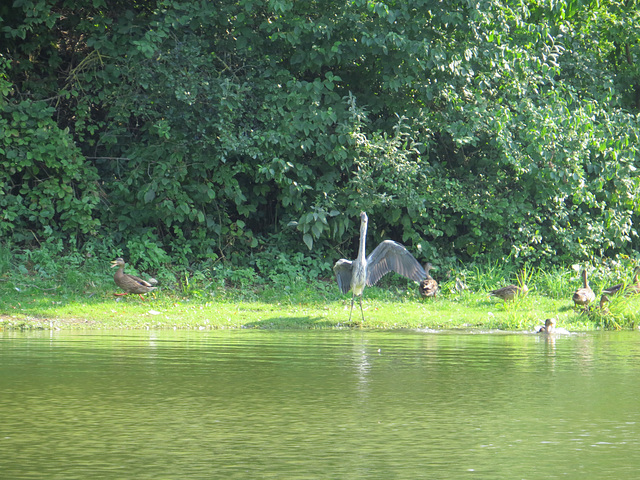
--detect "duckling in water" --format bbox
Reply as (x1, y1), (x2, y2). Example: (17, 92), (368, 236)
(535, 318), (571, 335)
(536, 318), (556, 334)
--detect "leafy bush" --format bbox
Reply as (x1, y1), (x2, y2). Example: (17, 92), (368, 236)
(1, 0), (640, 275)
(0, 94), (100, 242)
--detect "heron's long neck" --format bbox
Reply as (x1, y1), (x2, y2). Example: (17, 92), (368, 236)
(357, 218), (367, 262)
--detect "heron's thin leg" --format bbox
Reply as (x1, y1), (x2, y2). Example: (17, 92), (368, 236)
(348, 294), (355, 322)
(358, 295), (365, 322)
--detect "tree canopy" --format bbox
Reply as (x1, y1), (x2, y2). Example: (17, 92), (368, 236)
(1, 0), (640, 275)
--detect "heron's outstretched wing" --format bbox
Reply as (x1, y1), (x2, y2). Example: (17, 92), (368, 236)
(366, 240), (426, 286)
(333, 259), (354, 294)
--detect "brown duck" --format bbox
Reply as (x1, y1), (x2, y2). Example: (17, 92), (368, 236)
(419, 263), (438, 298)
(598, 294), (610, 314)
(602, 266), (640, 296)
(535, 317), (570, 335)
(489, 283), (528, 301)
(536, 318), (556, 334)
(572, 269), (595, 307)
(111, 258), (158, 299)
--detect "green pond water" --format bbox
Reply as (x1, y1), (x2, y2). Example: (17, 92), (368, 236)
(1, 329), (640, 479)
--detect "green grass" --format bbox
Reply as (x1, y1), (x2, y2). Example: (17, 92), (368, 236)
(1, 249), (639, 331)
(1, 275), (638, 332)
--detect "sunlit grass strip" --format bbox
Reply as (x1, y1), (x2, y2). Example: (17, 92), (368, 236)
(3, 257), (640, 331)
(0, 284), (627, 332)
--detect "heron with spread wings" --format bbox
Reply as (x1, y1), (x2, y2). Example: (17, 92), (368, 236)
(333, 212), (426, 322)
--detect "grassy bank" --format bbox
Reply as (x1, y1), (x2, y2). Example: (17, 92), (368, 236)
(2, 263), (639, 331)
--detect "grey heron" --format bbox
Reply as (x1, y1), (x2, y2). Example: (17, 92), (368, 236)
(333, 212), (426, 322)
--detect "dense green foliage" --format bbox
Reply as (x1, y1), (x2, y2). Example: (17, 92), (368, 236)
(2, 0), (640, 277)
